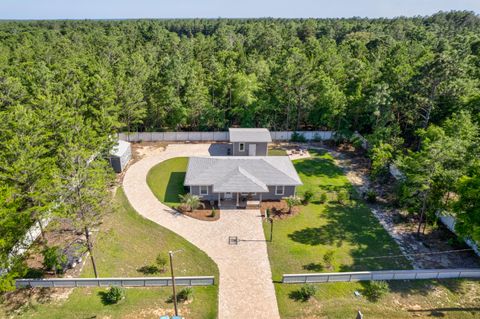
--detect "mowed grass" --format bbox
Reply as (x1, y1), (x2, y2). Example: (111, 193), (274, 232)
(268, 148), (288, 156)
(147, 157), (188, 207)
(7, 188), (218, 319)
(264, 149), (480, 318)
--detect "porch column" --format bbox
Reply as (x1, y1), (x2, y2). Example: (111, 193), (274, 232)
(236, 192), (239, 207)
(218, 193), (221, 207)
(259, 193), (262, 203)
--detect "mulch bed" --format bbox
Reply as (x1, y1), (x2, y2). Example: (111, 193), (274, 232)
(260, 200), (301, 220)
(180, 201), (220, 221)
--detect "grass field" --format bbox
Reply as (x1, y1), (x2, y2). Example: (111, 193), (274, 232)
(268, 148), (288, 156)
(1, 188), (218, 319)
(147, 157), (188, 207)
(264, 149), (480, 318)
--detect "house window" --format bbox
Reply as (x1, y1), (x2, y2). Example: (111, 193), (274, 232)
(239, 143), (245, 152)
(199, 186), (209, 196)
(275, 186), (285, 195)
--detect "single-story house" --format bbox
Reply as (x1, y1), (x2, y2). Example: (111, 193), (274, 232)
(184, 156), (302, 208)
(110, 140), (132, 173)
(229, 128), (272, 156)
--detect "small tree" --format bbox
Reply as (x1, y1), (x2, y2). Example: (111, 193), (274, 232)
(179, 193), (203, 212)
(42, 246), (67, 275)
(103, 286), (125, 304)
(337, 189), (349, 204)
(298, 284), (317, 301)
(363, 280), (390, 302)
(323, 250), (335, 270)
(319, 191), (328, 204)
(177, 287), (193, 302)
(284, 196), (301, 214)
(156, 253), (167, 272)
(302, 190), (314, 205)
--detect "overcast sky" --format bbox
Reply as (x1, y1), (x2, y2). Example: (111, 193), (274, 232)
(0, 0), (479, 20)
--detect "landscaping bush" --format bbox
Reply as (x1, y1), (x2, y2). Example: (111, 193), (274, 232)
(42, 246), (67, 274)
(323, 250), (335, 270)
(284, 196), (301, 213)
(302, 190), (314, 205)
(156, 253), (168, 272)
(312, 133), (323, 142)
(337, 189), (350, 204)
(318, 191), (328, 204)
(177, 287), (193, 302)
(298, 284), (317, 301)
(103, 286), (125, 304)
(363, 280), (390, 302)
(291, 131), (307, 143)
(209, 208), (216, 218)
(366, 190), (377, 203)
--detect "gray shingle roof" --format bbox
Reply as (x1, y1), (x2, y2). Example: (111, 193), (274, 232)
(184, 156), (302, 193)
(229, 128), (272, 143)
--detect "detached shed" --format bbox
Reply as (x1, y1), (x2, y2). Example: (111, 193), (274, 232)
(110, 140), (132, 173)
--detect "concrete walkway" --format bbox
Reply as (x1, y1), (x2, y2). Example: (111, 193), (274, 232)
(123, 144), (280, 319)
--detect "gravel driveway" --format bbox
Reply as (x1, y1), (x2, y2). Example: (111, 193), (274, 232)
(122, 143), (280, 319)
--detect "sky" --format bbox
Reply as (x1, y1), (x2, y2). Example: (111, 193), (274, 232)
(0, 0), (479, 20)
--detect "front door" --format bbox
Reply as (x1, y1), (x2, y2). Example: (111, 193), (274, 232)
(224, 192), (233, 199)
(248, 144), (256, 156)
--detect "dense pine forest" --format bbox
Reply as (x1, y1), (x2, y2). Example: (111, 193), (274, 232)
(1, 12), (480, 288)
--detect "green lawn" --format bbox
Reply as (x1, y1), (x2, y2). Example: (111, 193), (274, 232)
(147, 157), (188, 207)
(269, 148), (287, 156)
(264, 149), (480, 318)
(2, 188), (218, 319)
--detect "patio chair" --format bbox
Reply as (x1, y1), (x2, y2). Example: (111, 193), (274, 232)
(159, 316), (170, 319)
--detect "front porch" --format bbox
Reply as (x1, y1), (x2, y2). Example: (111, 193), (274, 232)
(216, 192), (263, 209)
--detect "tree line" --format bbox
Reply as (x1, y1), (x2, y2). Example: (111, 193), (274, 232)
(1, 12), (480, 288)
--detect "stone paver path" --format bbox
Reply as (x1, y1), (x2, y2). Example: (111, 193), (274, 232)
(123, 144), (280, 319)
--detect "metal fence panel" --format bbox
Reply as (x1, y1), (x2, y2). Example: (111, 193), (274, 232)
(16, 276), (215, 289)
(118, 130), (335, 142)
(282, 269), (480, 284)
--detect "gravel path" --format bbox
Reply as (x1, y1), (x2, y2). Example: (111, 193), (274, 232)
(123, 143), (280, 319)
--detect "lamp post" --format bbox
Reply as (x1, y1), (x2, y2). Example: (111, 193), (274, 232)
(169, 249), (183, 316)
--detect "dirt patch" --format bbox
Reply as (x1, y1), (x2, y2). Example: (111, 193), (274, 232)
(260, 200), (301, 219)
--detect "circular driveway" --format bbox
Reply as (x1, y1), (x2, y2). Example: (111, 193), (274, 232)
(123, 143), (280, 319)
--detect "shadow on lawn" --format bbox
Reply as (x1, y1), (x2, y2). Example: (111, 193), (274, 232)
(164, 171), (186, 203)
(288, 202), (410, 271)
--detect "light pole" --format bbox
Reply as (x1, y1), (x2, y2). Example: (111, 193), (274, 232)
(169, 249), (183, 316)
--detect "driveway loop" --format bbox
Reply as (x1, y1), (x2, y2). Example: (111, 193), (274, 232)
(123, 143), (280, 319)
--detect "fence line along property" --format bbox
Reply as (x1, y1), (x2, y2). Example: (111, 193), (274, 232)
(16, 276), (215, 289)
(118, 130), (335, 142)
(282, 268), (480, 284)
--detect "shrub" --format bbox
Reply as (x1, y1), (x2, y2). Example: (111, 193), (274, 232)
(302, 190), (314, 205)
(42, 246), (67, 274)
(177, 287), (193, 302)
(156, 253), (168, 272)
(103, 286), (125, 304)
(291, 131), (307, 143)
(209, 208), (216, 218)
(366, 190), (377, 203)
(363, 280), (390, 302)
(337, 189), (349, 204)
(318, 191), (328, 204)
(323, 250), (335, 270)
(284, 196), (301, 213)
(298, 284), (317, 301)
(312, 133), (323, 142)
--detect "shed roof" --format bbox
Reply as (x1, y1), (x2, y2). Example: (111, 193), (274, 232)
(228, 128), (272, 143)
(110, 140), (131, 157)
(184, 156), (302, 193)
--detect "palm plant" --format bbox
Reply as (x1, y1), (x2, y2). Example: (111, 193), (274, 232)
(179, 193), (203, 212)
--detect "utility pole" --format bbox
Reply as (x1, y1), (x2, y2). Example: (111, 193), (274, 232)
(169, 250), (183, 316)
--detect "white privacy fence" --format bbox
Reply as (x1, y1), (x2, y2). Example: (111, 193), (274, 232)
(282, 269), (480, 284)
(16, 276), (215, 288)
(118, 131), (335, 142)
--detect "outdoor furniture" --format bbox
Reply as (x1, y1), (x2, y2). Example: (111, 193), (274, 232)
(160, 316), (170, 319)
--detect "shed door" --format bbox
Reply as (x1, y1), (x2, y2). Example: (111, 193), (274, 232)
(248, 144), (256, 156)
